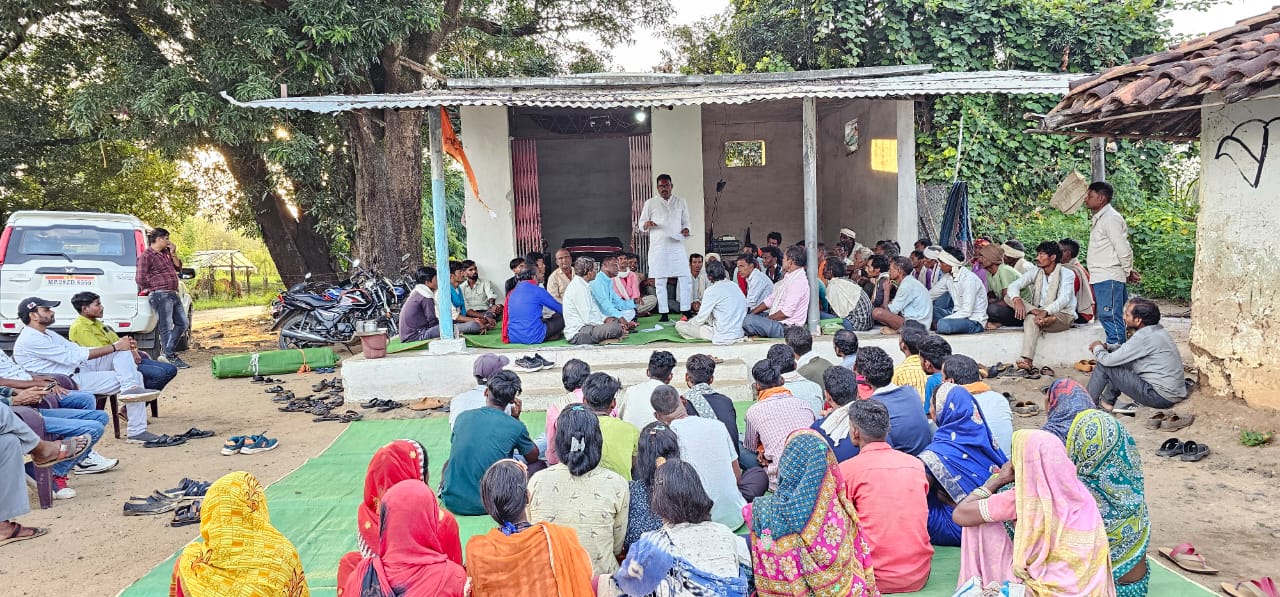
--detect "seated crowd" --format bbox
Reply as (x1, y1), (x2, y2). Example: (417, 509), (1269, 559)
(306, 293), (1177, 596)
(398, 183), (1134, 378)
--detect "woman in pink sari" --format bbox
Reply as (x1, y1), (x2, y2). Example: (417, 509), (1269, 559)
(953, 429), (1115, 596)
(748, 429), (879, 597)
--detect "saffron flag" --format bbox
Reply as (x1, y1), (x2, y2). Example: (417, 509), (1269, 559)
(440, 107), (496, 218)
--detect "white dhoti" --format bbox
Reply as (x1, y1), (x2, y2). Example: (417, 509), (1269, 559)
(638, 193), (693, 314)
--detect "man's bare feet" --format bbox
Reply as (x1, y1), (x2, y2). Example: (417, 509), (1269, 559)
(880, 326), (899, 335)
(985, 322), (1002, 331)
(30, 434), (90, 468)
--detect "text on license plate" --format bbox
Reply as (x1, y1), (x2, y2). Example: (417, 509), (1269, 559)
(44, 275), (96, 287)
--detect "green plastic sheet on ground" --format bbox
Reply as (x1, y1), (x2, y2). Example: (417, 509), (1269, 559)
(119, 406), (1213, 597)
(209, 347), (340, 379)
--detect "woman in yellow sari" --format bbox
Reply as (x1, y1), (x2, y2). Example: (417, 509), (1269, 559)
(170, 471), (309, 597)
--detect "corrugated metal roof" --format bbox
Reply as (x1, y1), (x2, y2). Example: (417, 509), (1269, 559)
(220, 70), (1081, 114)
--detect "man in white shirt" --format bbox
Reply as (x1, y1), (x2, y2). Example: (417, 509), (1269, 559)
(1001, 241), (1034, 274)
(637, 174), (693, 322)
(687, 253), (708, 313)
(449, 353), (512, 428)
(652, 386), (767, 521)
(736, 253), (774, 309)
(563, 257), (625, 345)
(1005, 241), (1078, 372)
(617, 350), (676, 430)
(545, 249), (574, 302)
(675, 260), (746, 344)
(1085, 181), (1139, 346)
(767, 343), (825, 415)
(926, 246), (988, 335)
(13, 297), (161, 443)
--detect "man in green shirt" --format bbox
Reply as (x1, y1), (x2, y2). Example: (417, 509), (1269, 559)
(68, 292), (179, 394)
(581, 372), (639, 481)
(440, 370), (537, 515)
(976, 244), (1032, 329)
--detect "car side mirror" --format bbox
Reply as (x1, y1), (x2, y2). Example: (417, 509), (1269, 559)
(178, 268), (196, 280)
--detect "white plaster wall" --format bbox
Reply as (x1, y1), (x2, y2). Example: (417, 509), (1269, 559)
(1193, 91), (1280, 410)
(459, 105), (517, 283)
(651, 106), (707, 255)
(895, 100), (920, 244)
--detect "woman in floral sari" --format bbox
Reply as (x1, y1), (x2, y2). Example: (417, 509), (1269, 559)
(953, 430), (1115, 596)
(170, 471), (308, 597)
(749, 429), (879, 597)
(1042, 378), (1097, 443)
(355, 439), (461, 562)
(1068, 410), (1150, 596)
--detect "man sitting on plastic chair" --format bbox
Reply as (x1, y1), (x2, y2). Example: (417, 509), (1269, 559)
(12, 297), (165, 446)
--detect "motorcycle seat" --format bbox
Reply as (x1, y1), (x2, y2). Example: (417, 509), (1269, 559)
(290, 294), (334, 307)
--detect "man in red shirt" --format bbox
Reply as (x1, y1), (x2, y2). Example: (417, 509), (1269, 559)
(135, 228), (188, 369)
(839, 399), (933, 593)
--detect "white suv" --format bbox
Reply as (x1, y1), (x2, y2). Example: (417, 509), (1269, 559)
(0, 211), (194, 357)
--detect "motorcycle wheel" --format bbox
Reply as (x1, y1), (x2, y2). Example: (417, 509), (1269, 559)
(278, 311), (323, 350)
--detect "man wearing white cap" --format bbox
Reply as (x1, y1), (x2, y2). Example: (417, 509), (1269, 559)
(839, 228), (869, 259)
(1005, 241), (1077, 371)
(638, 173), (693, 322)
(926, 247), (988, 335)
(1001, 241), (1034, 275)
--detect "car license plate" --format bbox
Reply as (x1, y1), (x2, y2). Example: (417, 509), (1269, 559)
(44, 275), (96, 287)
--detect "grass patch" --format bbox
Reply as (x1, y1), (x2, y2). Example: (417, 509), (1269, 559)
(192, 290), (277, 311)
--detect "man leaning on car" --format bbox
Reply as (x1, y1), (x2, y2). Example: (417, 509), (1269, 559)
(135, 228), (189, 369)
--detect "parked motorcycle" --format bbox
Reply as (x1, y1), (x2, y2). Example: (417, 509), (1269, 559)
(271, 259), (401, 350)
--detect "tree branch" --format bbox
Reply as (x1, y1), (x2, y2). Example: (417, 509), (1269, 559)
(458, 16), (540, 38)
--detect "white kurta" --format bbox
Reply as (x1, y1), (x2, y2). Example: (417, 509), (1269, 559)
(637, 194), (691, 278)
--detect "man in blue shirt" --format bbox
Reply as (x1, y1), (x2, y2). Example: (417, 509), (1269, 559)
(503, 259), (564, 344)
(855, 346), (932, 456)
(872, 256), (934, 333)
(591, 254), (640, 324)
(918, 334), (952, 418)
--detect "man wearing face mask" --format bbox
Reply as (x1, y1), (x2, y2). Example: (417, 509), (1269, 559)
(637, 173), (693, 322)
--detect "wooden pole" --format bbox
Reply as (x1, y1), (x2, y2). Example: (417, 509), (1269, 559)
(428, 108), (455, 340)
(802, 97), (819, 334)
(1090, 137), (1106, 182)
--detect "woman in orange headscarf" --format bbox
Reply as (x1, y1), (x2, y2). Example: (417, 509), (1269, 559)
(339, 480), (466, 597)
(170, 471), (308, 597)
(465, 459), (596, 597)
(355, 439), (461, 562)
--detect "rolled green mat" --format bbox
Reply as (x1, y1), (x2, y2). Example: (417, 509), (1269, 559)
(210, 347), (340, 378)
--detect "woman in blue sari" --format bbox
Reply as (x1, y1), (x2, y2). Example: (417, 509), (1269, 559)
(1068, 410), (1151, 596)
(917, 383), (1009, 546)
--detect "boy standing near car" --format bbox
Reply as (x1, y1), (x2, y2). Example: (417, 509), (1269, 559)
(136, 228), (189, 369)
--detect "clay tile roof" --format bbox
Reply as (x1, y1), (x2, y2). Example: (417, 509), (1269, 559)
(1039, 7), (1280, 141)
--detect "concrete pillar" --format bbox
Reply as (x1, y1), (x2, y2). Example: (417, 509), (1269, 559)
(650, 106), (706, 256)
(459, 105), (517, 284)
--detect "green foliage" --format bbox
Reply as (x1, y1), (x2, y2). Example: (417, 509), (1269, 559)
(1239, 430), (1274, 447)
(665, 0), (1205, 298)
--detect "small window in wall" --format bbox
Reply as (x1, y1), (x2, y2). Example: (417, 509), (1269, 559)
(724, 140), (766, 167)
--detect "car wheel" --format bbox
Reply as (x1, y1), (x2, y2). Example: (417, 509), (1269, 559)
(175, 306), (193, 352)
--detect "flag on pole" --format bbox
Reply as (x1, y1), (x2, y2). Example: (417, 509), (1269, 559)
(440, 107), (497, 218)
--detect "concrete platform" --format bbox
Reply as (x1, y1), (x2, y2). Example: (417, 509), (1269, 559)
(341, 323), (1105, 409)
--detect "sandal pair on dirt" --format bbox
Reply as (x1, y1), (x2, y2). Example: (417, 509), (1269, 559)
(1074, 359), (1097, 373)
(1156, 437), (1210, 462)
(360, 398), (404, 412)
(313, 410), (363, 423)
(1146, 410), (1195, 431)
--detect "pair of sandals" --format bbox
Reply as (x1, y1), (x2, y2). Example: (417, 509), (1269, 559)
(1012, 361), (1055, 379)
(142, 434), (187, 448)
(279, 399), (319, 413)
(1157, 437), (1210, 461)
(159, 477), (210, 499)
(312, 378), (343, 392)
(313, 409), (363, 423)
(263, 385), (288, 394)
(123, 494), (180, 516)
(360, 398), (404, 412)
(1147, 411), (1195, 431)
(1012, 400), (1041, 417)
(251, 376), (285, 384)
(271, 391), (299, 403)
(169, 501), (202, 527)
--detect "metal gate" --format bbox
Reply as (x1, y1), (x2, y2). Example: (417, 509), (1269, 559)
(511, 138), (543, 256)
(628, 135), (653, 271)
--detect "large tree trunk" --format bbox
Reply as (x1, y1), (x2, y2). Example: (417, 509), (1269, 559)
(221, 143), (338, 285)
(345, 108), (426, 270)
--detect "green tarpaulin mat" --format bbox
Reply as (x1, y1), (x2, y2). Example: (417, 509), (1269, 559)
(209, 347), (340, 379)
(119, 406), (1213, 597)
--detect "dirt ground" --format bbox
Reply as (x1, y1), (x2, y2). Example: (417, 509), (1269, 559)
(1, 310), (1277, 595)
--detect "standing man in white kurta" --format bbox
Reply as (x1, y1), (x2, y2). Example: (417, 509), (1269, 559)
(638, 174), (693, 322)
